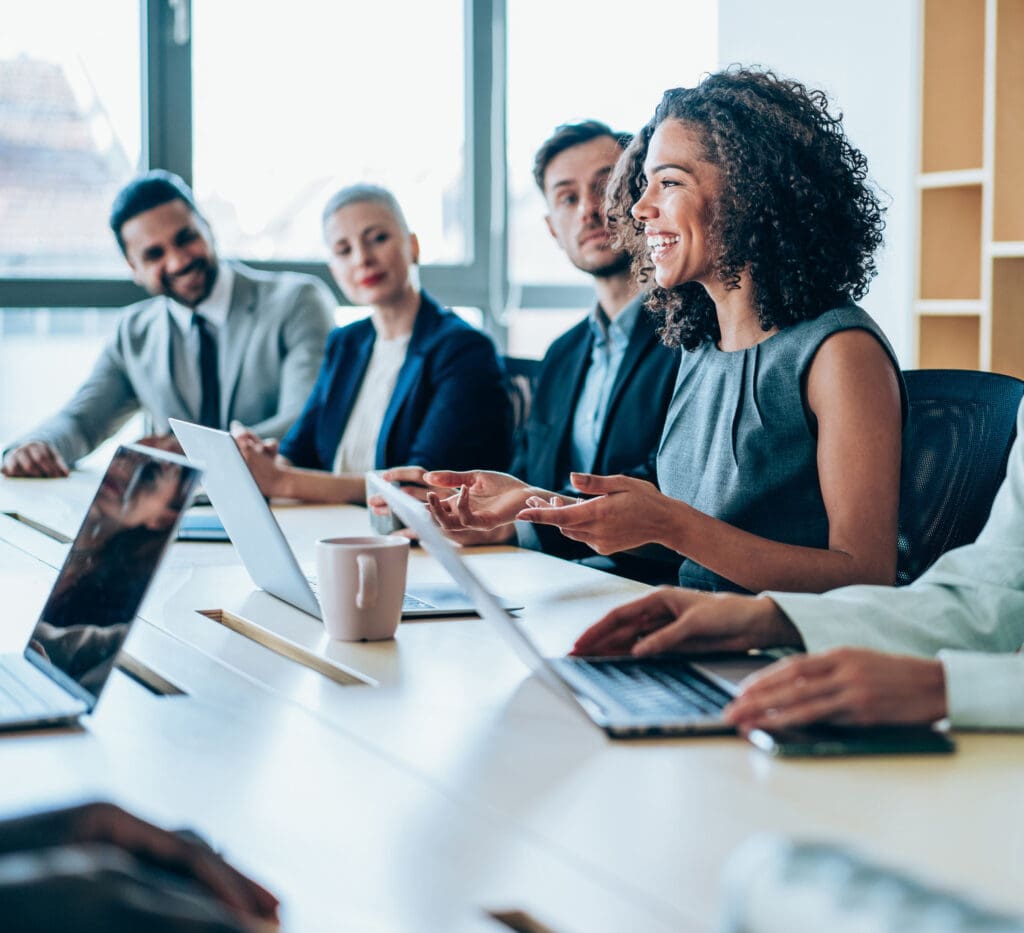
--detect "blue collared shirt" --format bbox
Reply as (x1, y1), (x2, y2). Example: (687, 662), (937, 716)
(568, 300), (641, 479)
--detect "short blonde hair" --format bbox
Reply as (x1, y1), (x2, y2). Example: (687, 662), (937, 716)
(321, 184), (409, 235)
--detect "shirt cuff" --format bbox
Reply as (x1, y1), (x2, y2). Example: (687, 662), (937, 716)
(938, 650), (1024, 730)
(765, 591), (856, 653)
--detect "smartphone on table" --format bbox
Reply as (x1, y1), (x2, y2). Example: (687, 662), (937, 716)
(747, 722), (955, 757)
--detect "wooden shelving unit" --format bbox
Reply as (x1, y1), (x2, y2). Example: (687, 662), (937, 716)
(915, 0), (1024, 377)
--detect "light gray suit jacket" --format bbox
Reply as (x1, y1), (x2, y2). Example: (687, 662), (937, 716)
(770, 402), (1024, 730)
(10, 263), (334, 465)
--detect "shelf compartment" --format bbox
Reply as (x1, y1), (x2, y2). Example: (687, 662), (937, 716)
(993, 0), (1024, 241)
(919, 185), (983, 299)
(917, 314), (980, 370)
(921, 0), (985, 173)
(991, 257), (1024, 379)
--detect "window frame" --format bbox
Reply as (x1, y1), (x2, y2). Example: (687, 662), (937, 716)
(0, 0), (596, 343)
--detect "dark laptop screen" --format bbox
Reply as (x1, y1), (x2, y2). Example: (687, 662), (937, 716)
(25, 446), (200, 704)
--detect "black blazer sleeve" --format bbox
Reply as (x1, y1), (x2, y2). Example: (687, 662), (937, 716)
(397, 324), (512, 472)
(278, 328), (343, 469)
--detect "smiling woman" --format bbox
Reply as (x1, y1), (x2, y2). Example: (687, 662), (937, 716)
(631, 121), (719, 306)
(513, 67), (907, 598)
(610, 69), (888, 352)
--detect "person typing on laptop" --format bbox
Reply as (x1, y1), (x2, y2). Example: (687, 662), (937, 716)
(570, 397), (1024, 733)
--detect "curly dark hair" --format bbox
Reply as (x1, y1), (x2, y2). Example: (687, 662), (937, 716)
(606, 67), (886, 350)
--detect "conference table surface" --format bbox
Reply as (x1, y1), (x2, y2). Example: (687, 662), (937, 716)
(0, 468), (1020, 932)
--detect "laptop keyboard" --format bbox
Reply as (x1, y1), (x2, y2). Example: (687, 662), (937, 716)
(0, 655), (67, 718)
(305, 575), (435, 612)
(560, 657), (732, 718)
(400, 594), (435, 612)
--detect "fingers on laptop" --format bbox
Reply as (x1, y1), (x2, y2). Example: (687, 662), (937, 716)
(571, 588), (680, 656)
(724, 654), (850, 730)
(2, 442), (69, 478)
(381, 465), (427, 485)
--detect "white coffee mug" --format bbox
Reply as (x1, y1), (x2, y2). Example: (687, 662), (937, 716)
(315, 536), (410, 641)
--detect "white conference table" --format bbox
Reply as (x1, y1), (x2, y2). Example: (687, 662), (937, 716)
(0, 470), (1021, 932)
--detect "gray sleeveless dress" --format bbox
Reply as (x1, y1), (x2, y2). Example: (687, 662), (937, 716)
(656, 304), (905, 593)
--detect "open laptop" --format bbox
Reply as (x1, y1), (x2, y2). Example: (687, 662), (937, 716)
(367, 472), (774, 738)
(170, 419), (518, 620)
(0, 445), (200, 730)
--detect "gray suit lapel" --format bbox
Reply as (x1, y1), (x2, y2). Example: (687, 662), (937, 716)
(220, 267), (258, 426)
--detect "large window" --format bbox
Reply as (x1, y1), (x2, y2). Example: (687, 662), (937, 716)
(505, 0), (718, 337)
(0, 0), (718, 366)
(191, 1), (468, 265)
(0, 1), (142, 278)
(0, 308), (143, 448)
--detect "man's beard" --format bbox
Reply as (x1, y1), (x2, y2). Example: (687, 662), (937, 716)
(586, 250), (632, 280)
(162, 256), (218, 307)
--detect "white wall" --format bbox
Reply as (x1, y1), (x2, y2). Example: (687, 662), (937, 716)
(717, 0), (918, 363)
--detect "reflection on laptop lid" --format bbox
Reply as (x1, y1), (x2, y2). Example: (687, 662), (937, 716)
(0, 445), (200, 729)
(366, 472), (771, 738)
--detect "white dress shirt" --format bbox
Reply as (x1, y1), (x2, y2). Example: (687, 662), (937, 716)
(167, 263), (235, 421)
(332, 329), (411, 475)
(768, 402), (1024, 730)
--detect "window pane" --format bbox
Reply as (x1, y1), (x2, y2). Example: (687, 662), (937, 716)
(0, 2), (142, 278)
(0, 309), (143, 451)
(192, 2), (468, 265)
(507, 1), (718, 288)
(507, 308), (588, 360)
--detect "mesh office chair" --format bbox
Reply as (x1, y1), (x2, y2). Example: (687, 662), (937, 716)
(896, 369), (1024, 585)
(503, 356), (540, 447)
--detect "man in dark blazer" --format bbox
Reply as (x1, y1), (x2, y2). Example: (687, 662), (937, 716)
(386, 122), (680, 582)
(2, 171), (334, 477)
(509, 121), (679, 582)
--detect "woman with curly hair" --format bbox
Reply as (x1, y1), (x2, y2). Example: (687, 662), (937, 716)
(425, 67), (904, 596)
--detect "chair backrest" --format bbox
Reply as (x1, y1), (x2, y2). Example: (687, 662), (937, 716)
(503, 356), (540, 447)
(896, 369), (1024, 585)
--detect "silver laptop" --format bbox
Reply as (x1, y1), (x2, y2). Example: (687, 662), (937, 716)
(367, 472), (773, 738)
(170, 420), (517, 620)
(0, 445), (200, 730)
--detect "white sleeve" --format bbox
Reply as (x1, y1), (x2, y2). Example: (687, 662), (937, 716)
(939, 651), (1024, 730)
(768, 402), (1024, 658)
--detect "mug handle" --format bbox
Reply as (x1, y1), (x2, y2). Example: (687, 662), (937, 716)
(356, 553), (378, 609)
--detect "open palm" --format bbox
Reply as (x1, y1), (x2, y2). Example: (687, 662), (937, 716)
(424, 470), (547, 531)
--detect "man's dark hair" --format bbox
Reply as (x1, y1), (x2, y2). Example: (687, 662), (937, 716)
(109, 170), (201, 254)
(532, 120), (630, 193)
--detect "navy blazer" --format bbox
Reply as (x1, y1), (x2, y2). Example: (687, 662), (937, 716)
(513, 296), (681, 583)
(279, 293), (511, 472)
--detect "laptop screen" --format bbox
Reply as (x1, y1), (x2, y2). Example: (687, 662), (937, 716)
(24, 445), (200, 705)
(364, 472), (548, 675)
